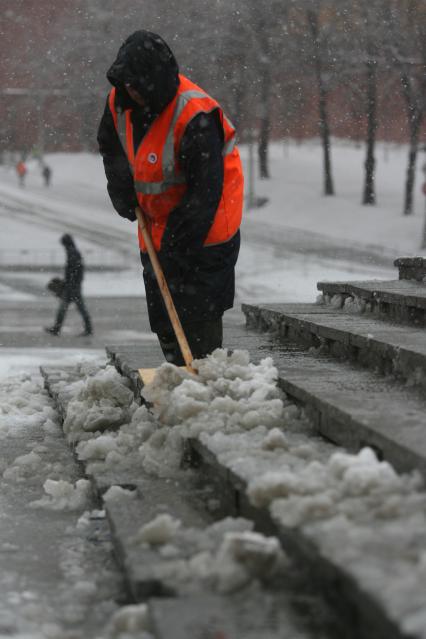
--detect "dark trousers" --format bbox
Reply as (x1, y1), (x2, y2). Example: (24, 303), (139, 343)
(157, 318), (223, 366)
(54, 294), (92, 334)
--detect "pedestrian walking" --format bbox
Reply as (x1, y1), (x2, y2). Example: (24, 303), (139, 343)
(42, 164), (52, 187)
(16, 160), (27, 187)
(44, 234), (93, 337)
(97, 30), (244, 364)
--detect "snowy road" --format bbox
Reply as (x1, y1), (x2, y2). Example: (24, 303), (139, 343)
(0, 185), (137, 263)
(242, 215), (396, 268)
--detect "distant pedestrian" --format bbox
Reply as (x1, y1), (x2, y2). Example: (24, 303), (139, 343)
(42, 164), (52, 187)
(44, 234), (93, 337)
(16, 160), (27, 187)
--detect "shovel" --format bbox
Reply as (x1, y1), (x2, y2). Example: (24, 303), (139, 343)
(135, 206), (197, 384)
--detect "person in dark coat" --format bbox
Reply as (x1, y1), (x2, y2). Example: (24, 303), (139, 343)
(45, 234), (93, 336)
(97, 30), (242, 365)
(42, 164), (52, 187)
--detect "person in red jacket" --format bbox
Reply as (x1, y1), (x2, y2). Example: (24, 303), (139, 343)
(16, 160), (27, 187)
(98, 31), (244, 364)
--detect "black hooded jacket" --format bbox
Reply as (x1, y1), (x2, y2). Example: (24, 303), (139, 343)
(61, 234), (84, 300)
(97, 31), (240, 333)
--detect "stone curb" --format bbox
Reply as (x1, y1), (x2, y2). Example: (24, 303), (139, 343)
(394, 257), (426, 282)
(242, 302), (426, 391)
(317, 280), (426, 325)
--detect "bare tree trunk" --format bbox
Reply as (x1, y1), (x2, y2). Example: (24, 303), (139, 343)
(318, 77), (334, 196)
(255, 16), (271, 181)
(399, 70), (424, 215)
(258, 67), (271, 179)
(307, 10), (334, 196)
(403, 116), (422, 215)
(363, 57), (378, 205)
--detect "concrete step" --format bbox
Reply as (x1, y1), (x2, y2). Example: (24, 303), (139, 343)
(104, 476), (214, 600)
(317, 279), (426, 325)
(242, 302), (426, 391)
(395, 256), (426, 282)
(230, 319), (426, 479)
(149, 591), (334, 639)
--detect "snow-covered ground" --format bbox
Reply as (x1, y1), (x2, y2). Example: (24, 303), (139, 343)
(2, 141), (424, 264)
(245, 140), (425, 254)
(0, 348), (106, 379)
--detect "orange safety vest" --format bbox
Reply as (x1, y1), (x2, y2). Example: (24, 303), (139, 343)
(109, 74), (244, 252)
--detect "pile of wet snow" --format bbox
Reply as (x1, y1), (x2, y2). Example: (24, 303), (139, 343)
(318, 292), (372, 315)
(188, 406), (426, 632)
(0, 372), (127, 637)
(131, 514), (286, 594)
(272, 447), (426, 637)
(30, 477), (92, 511)
(52, 350), (284, 480)
(63, 365), (136, 442)
(143, 352), (426, 634)
(0, 373), (57, 443)
(106, 603), (153, 639)
(0, 372), (74, 487)
(0, 370), (94, 512)
(51, 350), (426, 634)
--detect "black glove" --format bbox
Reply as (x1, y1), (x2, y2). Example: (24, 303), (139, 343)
(107, 185), (137, 221)
(120, 208), (136, 222)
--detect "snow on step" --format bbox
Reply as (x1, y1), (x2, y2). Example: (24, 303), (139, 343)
(143, 352), (426, 639)
(318, 279), (426, 307)
(104, 478), (219, 599)
(149, 591), (329, 639)
(236, 314), (426, 480)
(317, 279), (426, 325)
(42, 357), (336, 639)
(242, 302), (426, 390)
(48, 349), (426, 639)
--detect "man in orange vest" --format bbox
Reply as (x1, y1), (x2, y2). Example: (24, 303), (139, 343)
(98, 31), (244, 364)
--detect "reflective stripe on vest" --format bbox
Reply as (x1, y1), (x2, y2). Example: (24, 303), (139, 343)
(115, 89), (237, 195)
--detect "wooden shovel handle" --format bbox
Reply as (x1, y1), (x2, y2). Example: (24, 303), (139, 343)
(135, 207), (196, 374)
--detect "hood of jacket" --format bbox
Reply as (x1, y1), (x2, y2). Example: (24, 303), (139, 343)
(107, 30), (179, 116)
(61, 233), (75, 248)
